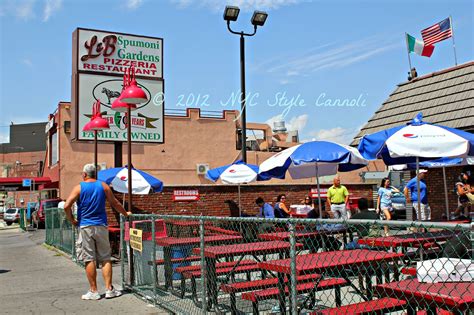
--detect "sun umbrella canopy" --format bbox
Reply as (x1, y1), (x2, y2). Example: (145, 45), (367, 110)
(258, 140), (369, 180)
(98, 167), (163, 195)
(358, 113), (474, 165)
(206, 160), (261, 184)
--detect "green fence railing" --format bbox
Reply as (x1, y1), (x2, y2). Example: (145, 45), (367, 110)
(121, 214), (472, 315)
(44, 208), (76, 257)
(43, 209), (473, 315)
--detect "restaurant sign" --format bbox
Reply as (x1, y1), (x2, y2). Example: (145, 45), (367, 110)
(129, 228), (143, 252)
(173, 189), (200, 201)
(76, 28), (163, 78)
(310, 188), (328, 198)
(77, 73), (163, 142)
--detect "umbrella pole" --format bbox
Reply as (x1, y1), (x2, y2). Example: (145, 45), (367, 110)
(315, 164), (322, 219)
(442, 167), (450, 220)
(238, 184), (242, 217)
(416, 157), (421, 221)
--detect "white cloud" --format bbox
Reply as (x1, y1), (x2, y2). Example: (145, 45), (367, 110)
(171, 0), (306, 11)
(0, 132), (9, 144)
(264, 35), (400, 78)
(126, 0), (144, 9)
(15, 0), (36, 20)
(307, 126), (363, 145)
(21, 58), (33, 67)
(43, 0), (61, 21)
(266, 114), (308, 133)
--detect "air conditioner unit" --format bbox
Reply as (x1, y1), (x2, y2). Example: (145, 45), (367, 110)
(196, 163), (209, 175)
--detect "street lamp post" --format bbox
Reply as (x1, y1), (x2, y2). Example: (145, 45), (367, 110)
(112, 67), (148, 286)
(224, 6), (268, 163)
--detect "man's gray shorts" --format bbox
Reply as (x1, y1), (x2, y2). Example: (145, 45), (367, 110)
(76, 226), (111, 264)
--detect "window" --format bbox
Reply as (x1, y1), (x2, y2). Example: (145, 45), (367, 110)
(50, 131), (58, 166)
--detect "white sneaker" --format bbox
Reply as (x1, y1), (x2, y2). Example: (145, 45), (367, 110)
(105, 287), (122, 299)
(81, 290), (101, 300)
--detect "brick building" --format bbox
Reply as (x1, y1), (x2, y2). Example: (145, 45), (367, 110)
(0, 123), (48, 207)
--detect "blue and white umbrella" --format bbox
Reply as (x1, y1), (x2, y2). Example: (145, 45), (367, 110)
(358, 113), (474, 217)
(258, 141), (369, 217)
(358, 113), (474, 165)
(206, 160), (261, 184)
(206, 160), (264, 216)
(98, 167), (163, 195)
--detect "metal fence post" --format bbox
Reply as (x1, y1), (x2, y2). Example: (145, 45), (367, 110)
(199, 216), (207, 314)
(151, 216), (157, 307)
(289, 221), (297, 315)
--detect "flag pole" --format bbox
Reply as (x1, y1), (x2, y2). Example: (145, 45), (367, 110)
(449, 15), (458, 66)
(405, 33), (413, 74)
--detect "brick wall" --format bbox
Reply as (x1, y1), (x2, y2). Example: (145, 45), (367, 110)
(107, 183), (376, 225)
(421, 166), (467, 220)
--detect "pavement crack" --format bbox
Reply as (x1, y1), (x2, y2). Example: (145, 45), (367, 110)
(50, 298), (67, 315)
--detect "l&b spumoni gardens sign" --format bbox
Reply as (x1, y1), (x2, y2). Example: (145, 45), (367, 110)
(72, 28), (164, 143)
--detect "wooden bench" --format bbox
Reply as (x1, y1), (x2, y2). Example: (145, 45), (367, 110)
(311, 297), (407, 315)
(181, 261), (260, 298)
(206, 226), (241, 236)
(401, 267), (417, 276)
(242, 278), (348, 314)
(221, 273), (321, 314)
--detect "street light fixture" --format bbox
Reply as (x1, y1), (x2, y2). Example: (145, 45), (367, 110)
(83, 99), (110, 178)
(223, 5), (240, 21)
(251, 11), (268, 26)
(224, 5), (268, 163)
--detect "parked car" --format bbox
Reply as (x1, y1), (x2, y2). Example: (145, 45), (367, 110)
(35, 199), (62, 228)
(4, 208), (21, 225)
(391, 191), (407, 220)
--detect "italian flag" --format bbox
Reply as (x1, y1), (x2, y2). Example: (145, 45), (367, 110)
(406, 33), (434, 57)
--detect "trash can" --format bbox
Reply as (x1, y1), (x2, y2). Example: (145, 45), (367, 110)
(171, 246), (192, 280)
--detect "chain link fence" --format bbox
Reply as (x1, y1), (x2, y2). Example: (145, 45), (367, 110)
(44, 208), (76, 257)
(121, 214), (472, 314)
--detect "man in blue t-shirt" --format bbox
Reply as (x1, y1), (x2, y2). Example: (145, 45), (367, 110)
(404, 169), (431, 221)
(64, 164), (131, 300)
(256, 197), (275, 218)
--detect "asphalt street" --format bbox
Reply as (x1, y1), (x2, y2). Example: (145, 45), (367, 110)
(0, 226), (169, 314)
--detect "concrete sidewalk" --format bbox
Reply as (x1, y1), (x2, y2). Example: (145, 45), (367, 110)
(0, 228), (168, 314)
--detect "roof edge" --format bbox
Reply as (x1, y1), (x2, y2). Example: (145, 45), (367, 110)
(397, 60), (474, 87)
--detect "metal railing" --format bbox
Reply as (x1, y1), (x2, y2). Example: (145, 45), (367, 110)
(44, 208), (76, 257)
(122, 214), (472, 314)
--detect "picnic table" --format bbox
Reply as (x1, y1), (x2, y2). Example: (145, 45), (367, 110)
(374, 279), (474, 314)
(156, 235), (242, 289)
(165, 220), (213, 237)
(192, 240), (304, 309)
(258, 249), (404, 314)
(357, 231), (456, 249)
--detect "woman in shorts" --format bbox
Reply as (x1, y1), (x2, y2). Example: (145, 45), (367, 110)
(377, 177), (400, 236)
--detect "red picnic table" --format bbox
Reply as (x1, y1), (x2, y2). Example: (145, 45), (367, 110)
(259, 226), (350, 251)
(165, 220), (213, 237)
(192, 240), (304, 309)
(357, 231), (456, 249)
(156, 235), (242, 289)
(374, 279), (474, 314)
(259, 249), (404, 314)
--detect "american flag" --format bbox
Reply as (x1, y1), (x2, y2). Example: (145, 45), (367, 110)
(421, 18), (452, 46)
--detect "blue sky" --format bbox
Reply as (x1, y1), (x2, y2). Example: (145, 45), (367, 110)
(0, 0), (473, 144)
